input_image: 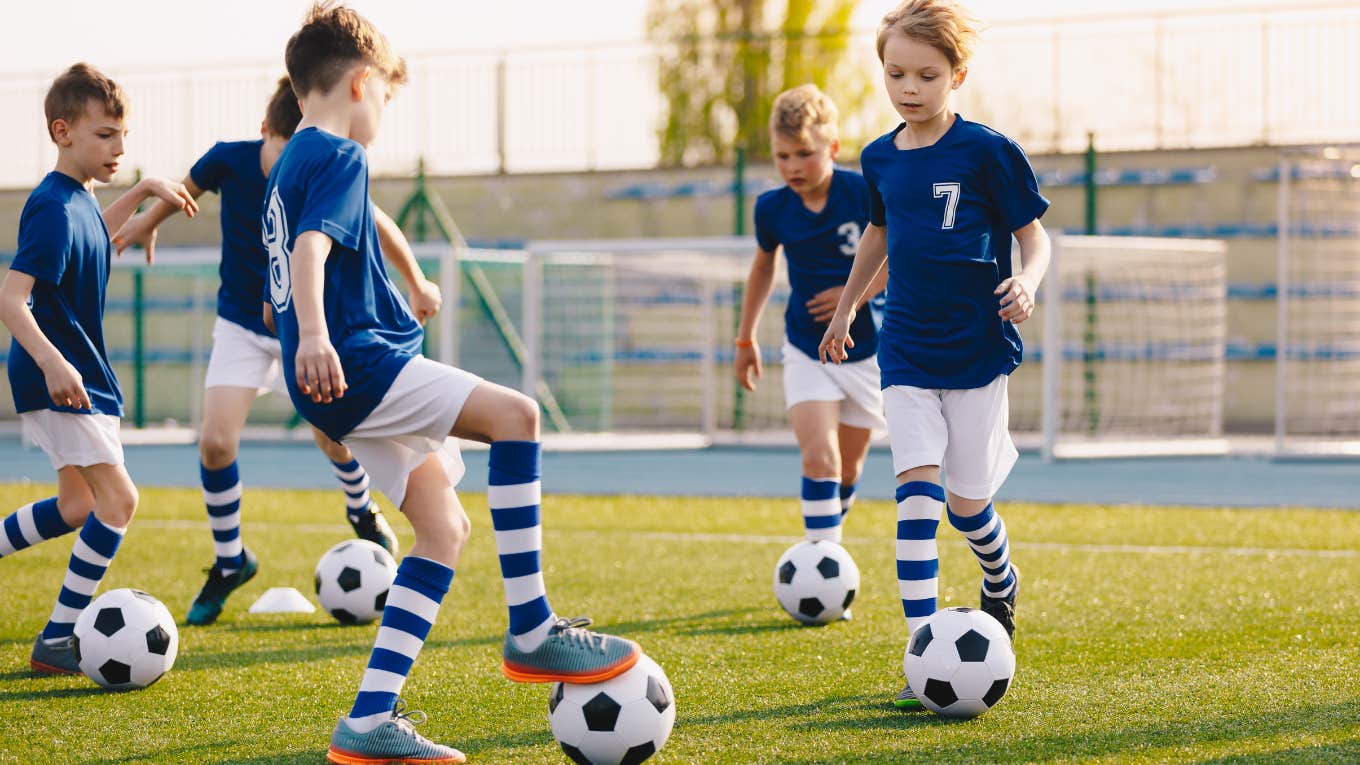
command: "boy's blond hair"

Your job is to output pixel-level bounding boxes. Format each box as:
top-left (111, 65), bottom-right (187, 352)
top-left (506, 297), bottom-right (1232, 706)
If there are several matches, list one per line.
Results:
top-left (769, 84), bottom-right (839, 145)
top-left (43, 63), bottom-right (127, 142)
top-left (285, 1), bottom-right (407, 98)
top-left (876, 0), bottom-right (979, 70)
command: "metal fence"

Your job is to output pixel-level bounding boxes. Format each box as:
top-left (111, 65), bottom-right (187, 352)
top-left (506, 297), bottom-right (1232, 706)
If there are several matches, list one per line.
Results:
top-left (2, 3), bottom-right (1358, 188)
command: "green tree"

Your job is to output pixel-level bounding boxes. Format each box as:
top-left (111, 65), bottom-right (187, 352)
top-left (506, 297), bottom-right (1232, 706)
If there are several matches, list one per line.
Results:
top-left (647, 0), bottom-right (865, 166)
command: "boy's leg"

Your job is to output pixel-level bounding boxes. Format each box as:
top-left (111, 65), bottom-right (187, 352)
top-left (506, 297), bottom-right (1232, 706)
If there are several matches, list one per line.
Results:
top-left (941, 376), bottom-right (1021, 639)
top-left (312, 427), bottom-right (397, 556)
top-left (836, 423), bottom-right (873, 520)
top-left (0, 467), bottom-right (92, 557)
top-left (790, 401), bottom-right (843, 543)
top-left (33, 463), bottom-right (137, 675)
top-left (452, 380), bottom-right (639, 684)
top-left (187, 386), bottom-right (259, 626)
top-left (329, 455), bottom-right (466, 764)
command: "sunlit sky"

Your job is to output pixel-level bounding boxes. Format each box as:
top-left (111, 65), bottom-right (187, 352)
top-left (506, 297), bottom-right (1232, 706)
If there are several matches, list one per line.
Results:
top-left (0, 0), bottom-right (1332, 75)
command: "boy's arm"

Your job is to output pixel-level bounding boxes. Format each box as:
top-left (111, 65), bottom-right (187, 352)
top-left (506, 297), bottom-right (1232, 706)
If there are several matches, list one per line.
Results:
top-left (806, 258), bottom-right (888, 323)
top-left (111, 175), bottom-right (205, 263)
top-left (996, 219), bottom-right (1051, 324)
top-left (734, 246), bottom-right (777, 392)
top-left (102, 178), bottom-right (199, 258)
top-left (373, 205), bottom-right (441, 323)
top-left (819, 223), bottom-right (888, 364)
top-left (0, 270), bottom-right (90, 409)
top-left (290, 230), bottom-right (346, 404)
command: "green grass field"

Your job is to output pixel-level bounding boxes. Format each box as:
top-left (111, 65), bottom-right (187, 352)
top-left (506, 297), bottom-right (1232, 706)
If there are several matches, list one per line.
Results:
top-left (1, 484), bottom-right (1358, 764)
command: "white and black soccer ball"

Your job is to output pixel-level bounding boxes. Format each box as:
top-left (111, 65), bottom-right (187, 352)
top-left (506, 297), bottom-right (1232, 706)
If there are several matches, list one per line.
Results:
top-left (773, 540), bottom-right (859, 625)
top-left (72, 588), bottom-right (178, 690)
top-left (314, 540), bottom-right (397, 625)
top-left (548, 654), bottom-right (675, 765)
top-left (903, 606), bottom-right (1015, 719)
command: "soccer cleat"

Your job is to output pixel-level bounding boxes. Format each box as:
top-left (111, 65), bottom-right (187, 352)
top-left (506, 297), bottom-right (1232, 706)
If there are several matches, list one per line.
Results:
top-left (501, 616), bottom-right (640, 684)
top-left (349, 502), bottom-right (399, 557)
top-left (980, 564), bottom-right (1019, 640)
top-left (30, 633), bottom-right (80, 675)
top-left (185, 547), bottom-right (259, 626)
top-left (893, 679), bottom-right (922, 710)
top-left (326, 700), bottom-right (465, 765)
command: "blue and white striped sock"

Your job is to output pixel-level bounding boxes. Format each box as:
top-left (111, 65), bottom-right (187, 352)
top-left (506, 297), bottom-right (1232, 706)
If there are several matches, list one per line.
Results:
top-left (489, 441), bottom-right (555, 653)
top-left (346, 555), bottom-right (453, 733)
top-left (42, 514), bottom-right (125, 643)
top-left (840, 482), bottom-right (858, 518)
top-left (0, 497), bottom-right (73, 557)
top-left (947, 502), bottom-right (1016, 599)
top-left (330, 458), bottom-right (373, 522)
top-left (802, 477), bottom-right (842, 543)
top-left (201, 462), bottom-right (244, 573)
top-left (896, 481), bottom-right (944, 635)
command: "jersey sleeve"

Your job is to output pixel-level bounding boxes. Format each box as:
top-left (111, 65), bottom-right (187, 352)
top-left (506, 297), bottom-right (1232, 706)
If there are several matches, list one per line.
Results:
top-left (9, 198), bottom-right (72, 284)
top-left (295, 144), bottom-right (368, 250)
top-left (859, 146), bottom-right (886, 227)
top-left (189, 142), bottom-right (232, 193)
top-left (984, 137), bottom-right (1050, 233)
top-left (753, 192), bottom-right (779, 253)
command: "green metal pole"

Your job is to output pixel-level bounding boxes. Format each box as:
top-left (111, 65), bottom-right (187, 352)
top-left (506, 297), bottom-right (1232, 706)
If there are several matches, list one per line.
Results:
top-left (732, 146), bottom-right (748, 431)
top-left (133, 269), bottom-right (145, 429)
top-left (1083, 131), bottom-right (1099, 435)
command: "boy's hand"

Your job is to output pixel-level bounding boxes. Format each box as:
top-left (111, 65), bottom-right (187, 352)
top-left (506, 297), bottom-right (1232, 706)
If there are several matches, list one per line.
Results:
top-left (42, 357), bottom-right (91, 410)
top-left (806, 286), bottom-right (845, 324)
top-left (734, 342), bottom-right (762, 392)
top-left (112, 213), bottom-right (157, 263)
top-left (996, 274), bottom-right (1038, 324)
top-left (295, 334), bottom-right (347, 404)
top-left (139, 178), bottom-right (199, 221)
top-left (408, 277), bottom-right (442, 325)
top-left (818, 309), bottom-right (856, 365)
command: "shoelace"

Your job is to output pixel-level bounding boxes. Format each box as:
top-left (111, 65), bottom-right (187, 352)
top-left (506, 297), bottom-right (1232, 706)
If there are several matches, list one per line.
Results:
top-left (551, 616), bottom-right (605, 653)
top-left (390, 698), bottom-right (429, 735)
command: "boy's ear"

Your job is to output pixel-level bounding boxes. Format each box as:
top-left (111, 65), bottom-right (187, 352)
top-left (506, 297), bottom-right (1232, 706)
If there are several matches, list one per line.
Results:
top-left (260, 120), bottom-right (269, 139)
top-left (50, 119), bottom-right (72, 147)
top-left (953, 66), bottom-right (969, 90)
top-left (829, 138), bottom-right (841, 159)
top-left (350, 65), bottom-right (372, 102)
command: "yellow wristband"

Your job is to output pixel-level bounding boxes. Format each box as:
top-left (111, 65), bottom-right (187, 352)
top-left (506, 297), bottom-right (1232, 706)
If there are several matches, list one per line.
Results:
top-left (734, 338), bottom-right (755, 348)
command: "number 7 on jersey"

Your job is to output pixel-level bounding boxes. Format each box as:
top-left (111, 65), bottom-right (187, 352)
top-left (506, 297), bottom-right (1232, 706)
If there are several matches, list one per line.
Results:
top-left (933, 182), bottom-right (960, 230)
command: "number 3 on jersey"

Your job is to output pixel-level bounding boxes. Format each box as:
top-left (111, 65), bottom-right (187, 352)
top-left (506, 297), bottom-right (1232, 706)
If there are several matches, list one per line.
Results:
top-left (837, 221), bottom-right (861, 256)
top-left (264, 187), bottom-right (292, 313)
top-left (933, 182), bottom-right (960, 230)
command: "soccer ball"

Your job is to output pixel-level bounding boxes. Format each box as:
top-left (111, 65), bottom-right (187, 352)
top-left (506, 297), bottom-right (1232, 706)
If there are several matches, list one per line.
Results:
top-left (773, 540), bottom-right (859, 625)
top-left (72, 588), bottom-right (178, 690)
top-left (314, 540), bottom-right (397, 625)
top-left (903, 606), bottom-right (1015, 718)
top-left (548, 654), bottom-right (675, 765)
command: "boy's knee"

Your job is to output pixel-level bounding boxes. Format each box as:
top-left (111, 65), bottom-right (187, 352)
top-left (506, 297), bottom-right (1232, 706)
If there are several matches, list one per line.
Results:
top-left (199, 432), bottom-right (238, 468)
top-left (99, 484), bottom-right (139, 527)
top-left (497, 393), bottom-right (539, 441)
top-left (802, 449), bottom-right (840, 480)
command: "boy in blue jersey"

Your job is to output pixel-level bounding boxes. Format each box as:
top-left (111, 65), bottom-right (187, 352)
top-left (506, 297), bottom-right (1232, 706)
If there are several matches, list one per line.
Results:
top-left (117, 76), bottom-right (443, 626)
top-left (819, 0), bottom-right (1052, 709)
top-left (736, 84), bottom-right (888, 559)
top-left (266, 6), bottom-right (640, 762)
top-left (0, 63), bottom-right (198, 674)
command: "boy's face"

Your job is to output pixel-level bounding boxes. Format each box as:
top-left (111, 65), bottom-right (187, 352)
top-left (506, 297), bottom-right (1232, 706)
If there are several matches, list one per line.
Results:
top-left (53, 101), bottom-right (127, 184)
top-left (771, 132), bottom-right (839, 196)
top-left (881, 34), bottom-right (965, 125)
top-left (349, 67), bottom-right (392, 148)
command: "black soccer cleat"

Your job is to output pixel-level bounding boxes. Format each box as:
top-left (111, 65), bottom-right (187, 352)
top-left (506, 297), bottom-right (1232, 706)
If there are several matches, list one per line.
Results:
top-left (348, 502), bottom-right (398, 558)
top-left (980, 564), bottom-right (1019, 640)
top-left (185, 547), bottom-right (259, 626)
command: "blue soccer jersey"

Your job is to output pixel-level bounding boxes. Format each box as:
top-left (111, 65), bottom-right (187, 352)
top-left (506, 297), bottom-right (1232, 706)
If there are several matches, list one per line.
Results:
top-left (263, 127), bottom-right (422, 441)
top-left (860, 116), bottom-right (1049, 390)
top-left (754, 168), bottom-right (882, 363)
top-left (7, 172), bottom-right (123, 416)
top-left (190, 140), bottom-right (273, 336)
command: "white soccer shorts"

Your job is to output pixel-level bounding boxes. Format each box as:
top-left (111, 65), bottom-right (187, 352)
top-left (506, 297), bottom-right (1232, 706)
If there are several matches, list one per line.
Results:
top-left (883, 374), bottom-right (1018, 500)
top-left (781, 342), bottom-right (886, 431)
top-left (342, 357), bottom-right (482, 509)
top-left (203, 317), bottom-right (287, 395)
top-left (21, 410), bottom-right (124, 469)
